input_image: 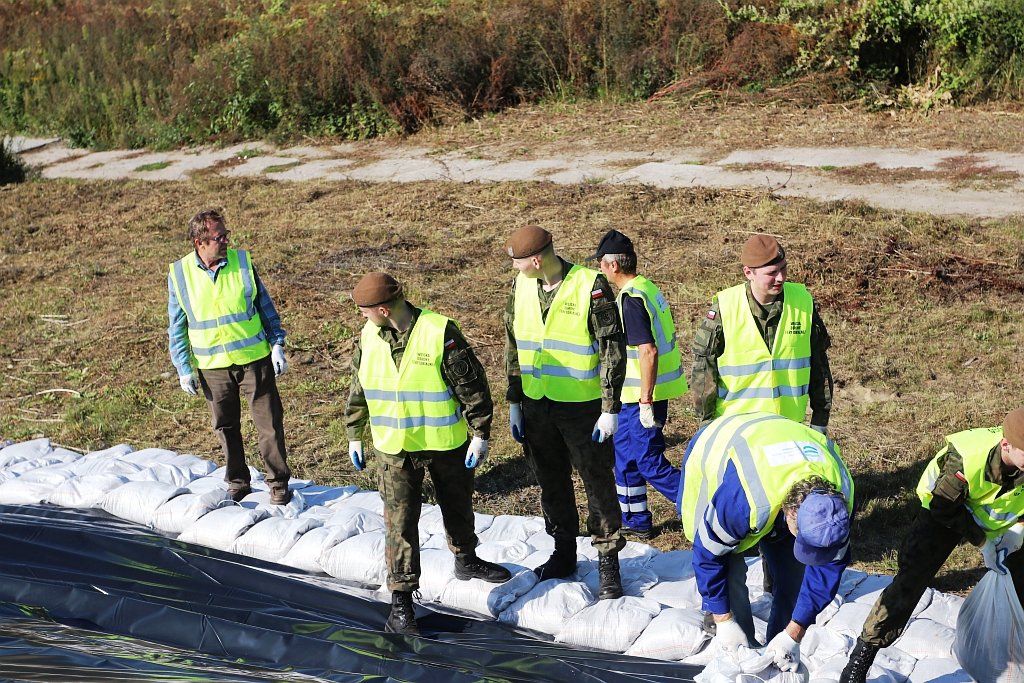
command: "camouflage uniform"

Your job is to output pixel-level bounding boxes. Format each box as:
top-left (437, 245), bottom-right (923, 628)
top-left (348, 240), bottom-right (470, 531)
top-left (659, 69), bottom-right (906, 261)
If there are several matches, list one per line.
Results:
top-left (860, 442), bottom-right (1024, 647)
top-left (691, 281), bottom-right (834, 428)
top-left (504, 258), bottom-right (627, 556)
top-left (346, 305), bottom-right (493, 593)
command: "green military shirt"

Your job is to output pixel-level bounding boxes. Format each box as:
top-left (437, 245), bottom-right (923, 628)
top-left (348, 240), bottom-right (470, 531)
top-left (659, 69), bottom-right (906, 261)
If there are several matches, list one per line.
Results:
top-left (927, 440), bottom-right (1024, 547)
top-left (691, 281), bottom-right (833, 427)
top-left (503, 257), bottom-right (626, 413)
top-left (345, 304), bottom-right (493, 448)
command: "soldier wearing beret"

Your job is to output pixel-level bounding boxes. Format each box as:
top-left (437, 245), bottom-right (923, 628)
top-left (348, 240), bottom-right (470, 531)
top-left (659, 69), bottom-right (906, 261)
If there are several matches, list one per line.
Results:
top-left (691, 234), bottom-right (833, 432)
top-left (503, 225), bottom-right (627, 600)
top-left (841, 408), bottom-right (1024, 683)
top-left (345, 272), bottom-right (511, 636)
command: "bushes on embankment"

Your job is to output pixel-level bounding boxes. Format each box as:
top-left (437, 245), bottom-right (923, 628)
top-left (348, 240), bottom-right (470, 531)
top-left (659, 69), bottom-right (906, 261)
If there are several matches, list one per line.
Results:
top-left (1, 0), bottom-right (1021, 149)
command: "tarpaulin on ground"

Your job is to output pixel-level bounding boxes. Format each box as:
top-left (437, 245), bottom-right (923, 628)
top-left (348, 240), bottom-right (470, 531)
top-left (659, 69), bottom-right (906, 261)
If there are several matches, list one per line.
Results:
top-left (0, 505), bottom-right (698, 682)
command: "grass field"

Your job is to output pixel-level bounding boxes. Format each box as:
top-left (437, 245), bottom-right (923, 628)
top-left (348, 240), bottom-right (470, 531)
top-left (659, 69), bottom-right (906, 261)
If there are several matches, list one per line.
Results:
top-left (2, 156), bottom-right (1022, 592)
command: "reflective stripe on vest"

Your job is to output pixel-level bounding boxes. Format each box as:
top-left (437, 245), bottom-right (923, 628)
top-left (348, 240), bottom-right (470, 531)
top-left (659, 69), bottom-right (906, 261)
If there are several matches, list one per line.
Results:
top-left (169, 249), bottom-right (270, 370)
top-left (512, 265), bottom-right (601, 402)
top-left (357, 310), bottom-right (468, 455)
top-left (715, 282), bottom-right (813, 422)
top-left (680, 411), bottom-right (853, 554)
top-left (916, 427), bottom-right (1024, 537)
top-left (616, 275), bottom-right (688, 403)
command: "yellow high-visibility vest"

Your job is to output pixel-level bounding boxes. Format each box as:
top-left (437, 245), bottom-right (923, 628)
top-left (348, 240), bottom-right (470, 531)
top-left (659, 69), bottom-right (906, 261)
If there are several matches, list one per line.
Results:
top-left (917, 427), bottom-right (1024, 538)
top-left (680, 412), bottom-right (853, 554)
top-left (358, 309), bottom-right (468, 454)
top-left (512, 265), bottom-right (601, 402)
top-left (616, 275), bottom-right (687, 403)
top-left (715, 282), bottom-right (813, 421)
top-left (169, 249), bottom-right (270, 370)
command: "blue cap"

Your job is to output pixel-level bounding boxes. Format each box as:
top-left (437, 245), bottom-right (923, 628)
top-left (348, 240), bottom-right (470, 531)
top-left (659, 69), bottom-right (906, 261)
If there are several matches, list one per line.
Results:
top-left (794, 493), bottom-right (850, 566)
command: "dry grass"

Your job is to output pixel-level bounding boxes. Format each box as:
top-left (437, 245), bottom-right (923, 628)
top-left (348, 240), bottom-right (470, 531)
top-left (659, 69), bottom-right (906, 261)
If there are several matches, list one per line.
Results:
top-left (1, 175), bottom-right (1022, 589)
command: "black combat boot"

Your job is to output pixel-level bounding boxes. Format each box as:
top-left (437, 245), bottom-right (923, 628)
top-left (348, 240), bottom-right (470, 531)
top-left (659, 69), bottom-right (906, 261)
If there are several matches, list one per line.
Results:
top-left (534, 548), bottom-right (577, 581)
top-left (597, 554), bottom-right (624, 600)
top-left (839, 638), bottom-right (880, 683)
top-left (454, 554), bottom-right (512, 583)
top-left (384, 590), bottom-right (420, 636)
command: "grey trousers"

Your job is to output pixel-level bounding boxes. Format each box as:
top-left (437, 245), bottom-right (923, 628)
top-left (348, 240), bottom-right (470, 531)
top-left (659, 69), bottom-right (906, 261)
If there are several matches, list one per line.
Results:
top-left (199, 354), bottom-right (290, 491)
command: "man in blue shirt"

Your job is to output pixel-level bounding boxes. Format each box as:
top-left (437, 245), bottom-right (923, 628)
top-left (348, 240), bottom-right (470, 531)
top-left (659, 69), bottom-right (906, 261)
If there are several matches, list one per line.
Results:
top-left (167, 209), bottom-right (292, 504)
top-left (681, 412), bottom-right (853, 672)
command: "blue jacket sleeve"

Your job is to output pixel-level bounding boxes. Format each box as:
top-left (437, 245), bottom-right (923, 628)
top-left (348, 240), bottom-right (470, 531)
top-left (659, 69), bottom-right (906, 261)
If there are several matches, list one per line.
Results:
top-left (792, 548), bottom-right (850, 627)
top-left (692, 461), bottom-right (752, 615)
top-left (253, 266), bottom-right (286, 347)
top-left (167, 273), bottom-right (192, 376)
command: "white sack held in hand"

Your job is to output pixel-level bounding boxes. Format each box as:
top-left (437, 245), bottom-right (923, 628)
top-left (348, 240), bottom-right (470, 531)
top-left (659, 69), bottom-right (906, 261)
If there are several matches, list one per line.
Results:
top-left (954, 568), bottom-right (1024, 683)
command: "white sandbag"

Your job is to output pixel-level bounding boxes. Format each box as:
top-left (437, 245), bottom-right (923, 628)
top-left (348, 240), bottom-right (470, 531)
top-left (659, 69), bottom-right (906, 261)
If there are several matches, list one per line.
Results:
top-left (626, 607), bottom-right (709, 660)
top-left (83, 444), bottom-right (134, 459)
top-left (324, 505), bottom-right (385, 535)
top-left (555, 595), bottom-right (661, 652)
top-left (917, 591), bottom-right (963, 629)
top-left (128, 462), bottom-right (195, 488)
top-left (207, 465), bottom-right (266, 486)
top-left (14, 467), bottom-right (74, 486)
top-left (279, 525), bottom-right (355, 573)
top-left (244, 489), bottom-right (306, 518)
top-left (847, 574), bottom-right (894, 604)
top-left (177, 505), bottom-right (268, 551)
top-left (416, 548), bottom-right (456, 602)
top-left (825, 602), bottom-right (874, 639)
top-left (98, 481), bottom-right (189, 526)
top-left (872, 646), bottom-right (918, 683)
top-left (800, 625), bottom-right (853, 665)
top-left (67, 457), bottom-right (142, 477)
top-left (518, 549), bottom-right (585, 578)
top-left (647, 549), bottom-right (696, 581)
top-left (481, 515), bottom-right (544, 544)
top-left (121, 448), bottom-right (179, 465)
top-left (421, 534), bottom-right (449, 550)
top-left (954, 569), bottom-right (1024, 683)
top-left (150, 489), bottom-right (230, 534)
top-left (906, 657), bottom-right (971, 683)
top-left (475, 540), bottom-right (534, 566)
top-left (498, 580), bottom-right (595, 635)
top-left (438, 567), bottom-right (538, 618)
top-left (320, 531), bottom-right (387, 586)
top-left (642, 578), bottom-right (704, 609)
top-left (0, 438), bottom-right (51, 468)
top-left (167, 453), bottom-right (217, 477)
top-left (416, 504), bottom-right (444, 535)
top-left (817, 570), bottom-right (875, 626)
top-left (331, 490), bottom-right (383, 515)
top-left (573, 538), bottom-right (601, 561)
top-left (45, 474), bottom-right (129, 508)
top-left (233, 516), bottom-right (322, 563)
top-left (5, 448), bottom-right (80, 475)
top-left (297, 505), bottom-right (338, 523)
top-left (892, 617), bottom-right (954, 660)
top-left (526, 530), bottom-right (556, 551)
top-left (0, 477), bottom-right (61, 504)
top-left (620, 541), bottom-right (659, 563)
top-left (186, 474), bottom-right (230, 494)
top-left (695, 647), bottom-right (808, 683)
top-left (294, 483), bottom-right (359, 508)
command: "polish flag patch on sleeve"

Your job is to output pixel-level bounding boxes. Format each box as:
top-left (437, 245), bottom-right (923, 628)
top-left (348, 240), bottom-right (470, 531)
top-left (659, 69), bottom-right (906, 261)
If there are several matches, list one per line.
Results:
top-left (591, 289), bottom-right (605, 299)
top-left (444, 339), bottom-right (457, 350)
top-left (706, 310), bottom-right (717, 319)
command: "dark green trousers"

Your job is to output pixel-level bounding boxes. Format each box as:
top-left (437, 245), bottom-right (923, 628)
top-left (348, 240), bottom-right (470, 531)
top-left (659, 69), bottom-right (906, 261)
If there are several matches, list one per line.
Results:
top-left (377, 442), bottom-right (478, 592)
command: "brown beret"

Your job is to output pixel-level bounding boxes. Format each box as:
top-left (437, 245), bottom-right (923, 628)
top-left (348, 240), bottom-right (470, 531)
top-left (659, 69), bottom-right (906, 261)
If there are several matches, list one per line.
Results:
top-left (1004, 408), bottom-right (1024, 450)
top-left (741, 234), bottom-right (786, 269)
top-left (351, 272), bottom-right (403, 307)
top-left (506, 225), bottom-right (552, 259)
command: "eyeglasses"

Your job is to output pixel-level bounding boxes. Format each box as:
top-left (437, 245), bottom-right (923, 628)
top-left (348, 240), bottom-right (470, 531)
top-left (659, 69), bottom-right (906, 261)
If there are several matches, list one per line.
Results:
top-left (204, 231), bottom-right (231, 244)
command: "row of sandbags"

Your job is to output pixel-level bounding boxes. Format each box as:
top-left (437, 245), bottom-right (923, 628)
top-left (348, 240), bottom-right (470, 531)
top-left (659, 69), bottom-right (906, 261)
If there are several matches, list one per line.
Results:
top-left (0, 438), bottom-right (969, 681)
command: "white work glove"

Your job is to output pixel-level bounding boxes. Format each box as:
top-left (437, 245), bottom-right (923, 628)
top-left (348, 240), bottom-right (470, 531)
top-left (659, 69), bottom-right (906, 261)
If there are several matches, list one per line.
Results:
top-left (349, 440), bottom-right (365, 472)
top-left (179, 372), bottom-right (199, 396)
top-left (712, 616), bottom-right (750, 653)
top-left (982, 538), bottom-right (1008, 574)
top-left (509, 403), bottom-right (525, 444)
top-left (591, 412), bottom-right (619, 443)
top-left (639, 402), bottom-right (657, 429)
top-left (998, 523), bottom-right (1024, 557)
top-left (465, 437), bottom-right (489, 469)
top-left (765, 630), bottom-right (801, 672)
top-left (811, 424), bottom-right (827, 437)
top-left (271, 344), bottom-right (288, 377)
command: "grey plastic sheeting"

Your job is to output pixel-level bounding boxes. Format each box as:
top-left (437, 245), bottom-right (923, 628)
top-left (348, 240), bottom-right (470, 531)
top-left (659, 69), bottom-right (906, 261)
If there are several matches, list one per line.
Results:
top-left (0, 505), bottom-right (699, 682)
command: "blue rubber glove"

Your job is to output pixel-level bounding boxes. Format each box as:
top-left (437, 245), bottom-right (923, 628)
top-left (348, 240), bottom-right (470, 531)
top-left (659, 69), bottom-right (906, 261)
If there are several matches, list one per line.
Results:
top-left (465, 437), bottom-right (489, 469)
top-left (349, 440), bottom-right (364, 472)
top-left (509, 403), bottom-right (525, 444)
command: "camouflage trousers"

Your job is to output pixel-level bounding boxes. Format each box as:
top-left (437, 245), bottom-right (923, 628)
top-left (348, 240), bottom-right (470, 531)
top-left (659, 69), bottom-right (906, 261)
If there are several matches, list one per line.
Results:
top-left (861, 508), bottom-right (1024, 647)
top-left (377, 443), bottom-right (478, 593)
top-left (521, 396), bottom-right (625, 556)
